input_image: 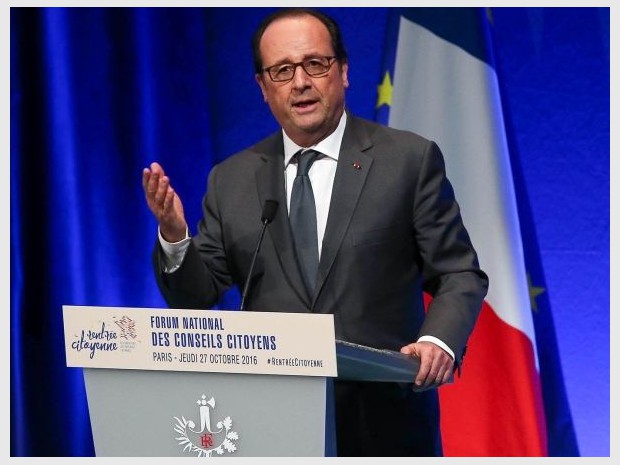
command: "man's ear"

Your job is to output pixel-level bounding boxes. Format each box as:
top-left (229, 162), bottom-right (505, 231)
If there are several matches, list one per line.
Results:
top-left (255, 74), bottom-right (268, 103)
top-left (341, 62), bottom-right (350, 89)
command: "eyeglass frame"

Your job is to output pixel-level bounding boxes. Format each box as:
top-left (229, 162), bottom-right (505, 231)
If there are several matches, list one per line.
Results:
top-left (261, 56), bottom-right (338, 82)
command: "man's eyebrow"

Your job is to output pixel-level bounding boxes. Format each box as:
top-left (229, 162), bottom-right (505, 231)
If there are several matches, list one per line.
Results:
top-left (266, 53), bottom-right (331, 67)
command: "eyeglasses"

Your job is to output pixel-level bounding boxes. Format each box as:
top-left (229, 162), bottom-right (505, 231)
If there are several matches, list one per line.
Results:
top-left (262, 56), bottom-right (337, 82)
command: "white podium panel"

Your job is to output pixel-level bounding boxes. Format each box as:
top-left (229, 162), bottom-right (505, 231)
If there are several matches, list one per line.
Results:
top-left (84, 368), bottom-right (328, 457)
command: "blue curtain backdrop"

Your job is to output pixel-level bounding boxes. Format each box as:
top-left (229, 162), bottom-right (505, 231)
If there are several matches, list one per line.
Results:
top-left (10, 7), bottom-right (609, 456)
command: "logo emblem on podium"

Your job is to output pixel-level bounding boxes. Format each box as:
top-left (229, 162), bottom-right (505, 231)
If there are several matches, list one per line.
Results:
top-left (173, 394), bottom-right (239, 457)
top-left (113, 315), bottom-right (137, 340)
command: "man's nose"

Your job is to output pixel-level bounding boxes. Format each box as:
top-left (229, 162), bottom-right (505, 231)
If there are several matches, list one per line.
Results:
top-left (291, 65), bottom-right (312, 90)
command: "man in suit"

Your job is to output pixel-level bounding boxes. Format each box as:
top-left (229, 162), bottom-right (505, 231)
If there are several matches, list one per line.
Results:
top-left (143, 8), bottom-right (488, 456)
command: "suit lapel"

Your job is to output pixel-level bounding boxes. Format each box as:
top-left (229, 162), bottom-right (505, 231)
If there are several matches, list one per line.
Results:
top-left (255, 137), bottom-right (312, 307)
top-left (313, 117), bottom-right (374, 307)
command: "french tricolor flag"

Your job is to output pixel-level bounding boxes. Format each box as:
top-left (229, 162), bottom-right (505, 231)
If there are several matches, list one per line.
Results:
top-left (376, 8), bottom-right (576, 456)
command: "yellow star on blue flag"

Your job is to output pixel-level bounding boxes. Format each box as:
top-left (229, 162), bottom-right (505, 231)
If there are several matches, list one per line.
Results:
top-left (527, 273), bottom-right (545, 312)
top-left (376, 71), bottom-right (393, 109)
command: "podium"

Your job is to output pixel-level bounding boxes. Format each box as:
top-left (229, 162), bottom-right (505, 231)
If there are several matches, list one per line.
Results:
top-left (63, 306), bottom-right (421, 457)
top-left (84, 368), bottom-right (331, 456)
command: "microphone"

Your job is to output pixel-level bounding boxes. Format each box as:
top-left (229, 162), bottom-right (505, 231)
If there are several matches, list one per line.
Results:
top-left (239, 200), bottom-right (278, 311)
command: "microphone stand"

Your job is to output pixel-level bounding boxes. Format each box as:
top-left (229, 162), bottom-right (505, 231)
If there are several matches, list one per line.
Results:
top-left (239, 200), bottom-right (278, 311)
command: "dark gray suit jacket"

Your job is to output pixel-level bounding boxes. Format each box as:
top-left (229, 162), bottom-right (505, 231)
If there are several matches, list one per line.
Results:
top-left (155, 114), bottom-right (488, 367)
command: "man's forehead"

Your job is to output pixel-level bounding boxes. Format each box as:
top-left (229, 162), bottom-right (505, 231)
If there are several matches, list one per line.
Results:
top-left (259, 15), bottom-right (332, 59)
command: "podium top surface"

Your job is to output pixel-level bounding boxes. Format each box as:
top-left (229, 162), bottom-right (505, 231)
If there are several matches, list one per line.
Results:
top-left (335, 339), bottom-right (422, 382)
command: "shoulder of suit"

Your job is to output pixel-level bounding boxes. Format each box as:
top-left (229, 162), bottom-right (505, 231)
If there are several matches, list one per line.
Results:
top-left (347, 115), bottom-right (436, 155)
top-left (214, 131), bottom-right (282, 171)
top-left (347, 115), bottom-right (433, 146)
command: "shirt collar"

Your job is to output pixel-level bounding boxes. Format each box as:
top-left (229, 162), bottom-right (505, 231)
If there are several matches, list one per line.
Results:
top-left (283, 111), bottom-right (347, 167)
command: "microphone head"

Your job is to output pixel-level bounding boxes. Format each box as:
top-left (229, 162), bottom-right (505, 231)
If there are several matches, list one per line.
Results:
top-left (261, 200), bottom-right (279, 224)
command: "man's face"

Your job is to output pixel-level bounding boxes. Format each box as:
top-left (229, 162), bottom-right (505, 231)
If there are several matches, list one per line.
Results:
top-left (256, 15), bottom-right (349, 147)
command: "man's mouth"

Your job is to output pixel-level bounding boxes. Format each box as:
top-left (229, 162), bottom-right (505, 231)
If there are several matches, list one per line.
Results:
top-left (292, 99), bottom-right (318, 109)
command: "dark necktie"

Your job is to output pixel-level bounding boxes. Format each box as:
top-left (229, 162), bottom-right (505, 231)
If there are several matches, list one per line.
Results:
top-left (289, 150), bottom-right (320, 296)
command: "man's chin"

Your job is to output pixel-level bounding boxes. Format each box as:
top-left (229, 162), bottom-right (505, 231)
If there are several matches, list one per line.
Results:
top-left (290, 111), bottom-right (321, 126)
